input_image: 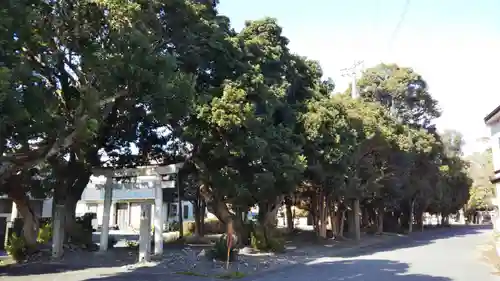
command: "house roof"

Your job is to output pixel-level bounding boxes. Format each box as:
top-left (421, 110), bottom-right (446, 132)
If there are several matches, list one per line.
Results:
top-left (484, 104), bottom-right (500, 125)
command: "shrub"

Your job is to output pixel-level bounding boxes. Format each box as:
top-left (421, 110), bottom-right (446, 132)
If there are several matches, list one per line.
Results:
top-left (168, 221), bottom-right (180, 232)
top-left (125, 240), bottom-right (139, 249)
top-left (6, 233), bottom-right (28, 262)
top-left (165, 221), bottom-right (194, 236)
top-left (37, 222), bottom-right (52, 244)
top-left (204, 218), bottom-right (225, 234)
top-left (179, 219), bottom-right (225, 235)
top-left (186, 221), bottom-right (195, 233)
top-left (294, 208), bottom-right (309, 218)
top-left (250, 226), bottom-right (285, 253)
top-left (209, 235), bottom-right (237, 261)
top-left (216, 271), bottom-right (246, 279)
top-left (67, 213), bottom-right (95, 247)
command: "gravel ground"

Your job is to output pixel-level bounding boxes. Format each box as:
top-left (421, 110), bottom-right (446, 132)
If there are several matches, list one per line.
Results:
top-left (0, 233), bottom-right (396, 281)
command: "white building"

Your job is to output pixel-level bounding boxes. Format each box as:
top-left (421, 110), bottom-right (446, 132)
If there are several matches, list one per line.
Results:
top-left (75, 175), bottom-right (199, 231)
top-left (484, 104), bottom-right (500, 231)
top-left (1, 175), bottom-right (199, 233)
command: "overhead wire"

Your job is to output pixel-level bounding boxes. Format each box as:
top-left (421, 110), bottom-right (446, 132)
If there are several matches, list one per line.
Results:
top-left (385, 0), bottom-right (411, 57)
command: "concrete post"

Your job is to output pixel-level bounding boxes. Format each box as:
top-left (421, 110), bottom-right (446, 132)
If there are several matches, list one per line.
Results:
top-left (154, 182), bottom-right (164, 255)
top-left (3, 201), bottom-right (18, 248)
top-left (139, 203), bottom-right (152, 262)
top-left (52, 204), bottom-right (65, 258)
top-left (99, 177), bottom-right (113, 251)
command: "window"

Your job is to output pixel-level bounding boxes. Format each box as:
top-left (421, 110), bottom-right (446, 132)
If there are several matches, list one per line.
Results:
top-left (169, 204), bottom-right (178, 217)
top-left (183, 205), bottom-right (189, 219)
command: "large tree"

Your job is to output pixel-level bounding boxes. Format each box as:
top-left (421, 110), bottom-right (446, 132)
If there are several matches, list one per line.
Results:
top-left (0, 0), bottom-right (196, 246)
top-left (354, 63), bottom-right (441, 129)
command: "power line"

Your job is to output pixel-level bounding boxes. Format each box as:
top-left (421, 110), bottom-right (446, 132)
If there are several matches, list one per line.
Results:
top-left (338, 0), bottom-right (380, 95)
top-left (387, 0), bottom-right (411, 51)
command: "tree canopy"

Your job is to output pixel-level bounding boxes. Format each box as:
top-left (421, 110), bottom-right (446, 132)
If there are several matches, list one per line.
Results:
top-left (1, 0), bottom-right (473, 246)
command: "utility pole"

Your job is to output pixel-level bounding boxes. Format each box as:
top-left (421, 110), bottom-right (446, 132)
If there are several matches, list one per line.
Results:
top-left (341, 60), bottom-right (364, 99)
top-left (340, 60), bottom-right (364, 241)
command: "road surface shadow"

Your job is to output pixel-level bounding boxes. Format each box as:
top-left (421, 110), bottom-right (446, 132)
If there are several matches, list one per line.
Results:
top-left (334, 224), bottom-right (491, 259)
top-left (0, 247), bottom-right (139, 277)
top-left (0, 225), bottom-right (490, 278)
top-left (248, 259), bottom-right (453, 281)
top-left (78, 259), bottom-right (453, 281)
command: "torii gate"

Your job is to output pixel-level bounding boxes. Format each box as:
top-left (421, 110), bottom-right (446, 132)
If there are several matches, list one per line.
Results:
top-left (92, 163), bottom-right (183, 262)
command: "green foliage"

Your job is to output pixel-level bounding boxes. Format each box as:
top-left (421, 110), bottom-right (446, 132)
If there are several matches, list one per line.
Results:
top-left (6, 233), bottom-right (28, 262)
top-left (0, 0), bottom-right (473, 245)
top-left (125, 240), bottom-right (139, 249)
top-left (176, 271), bottom-right (209, 277)
top-left (216, 271), bottom-right (247, 279)
top-left (250, 225), bottom-right (285, 253)
top-left (184, 219), bottom-right (226, 235)
top-left (466, 149), bottom-right (495, 211)
top-left (209, 235), bottom-right (238, 261)
top-left (37, 222), bottom-right (52, 244)
top-left (354, 63), bottom-right (441, 128)
top-left (294, 208), bottom-right (309, 218)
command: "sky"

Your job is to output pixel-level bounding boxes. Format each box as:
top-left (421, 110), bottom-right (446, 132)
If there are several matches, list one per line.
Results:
top-left (217, 0), bottom-right (500, 155)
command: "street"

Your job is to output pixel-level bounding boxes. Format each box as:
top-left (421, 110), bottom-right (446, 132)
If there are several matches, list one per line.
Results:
top-left (246, 225), bottom-right (499, 281)
top-left (2, 225), bottom-right (498, 281)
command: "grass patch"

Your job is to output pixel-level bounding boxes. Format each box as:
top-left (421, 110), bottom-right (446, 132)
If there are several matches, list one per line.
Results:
top-left (175, 271), bottom-right (246, 279)
top-left (175, 271), bottom-right (209, 277)
top-left (215, 271), bottom-right (246, 279)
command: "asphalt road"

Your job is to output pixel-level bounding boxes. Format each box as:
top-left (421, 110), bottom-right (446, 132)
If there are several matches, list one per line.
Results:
top-left (3, 225), bottom-right (498, 281)
top-left (245, 225), bottom-right (499, 281)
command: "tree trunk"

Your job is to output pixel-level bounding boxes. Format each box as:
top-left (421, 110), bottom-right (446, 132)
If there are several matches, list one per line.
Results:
top-left (193, 200), bottom-right (201, 236)
top-left (5, 176), bottom-right (39, 248)
top-left (339, 210), bottom-right (345, 237)
top-left (353, 199), bottom-right (361, 241)
top-left (285, 197), bottom-right (294, 233)
top-left (329, 203), bottom-right (337, 236)
top-left (258, 197), bottom-right (282, 227)
top-left (440, 213), bottom-right (445, 225)
top-left (377, 208), bottom-right (384, 234)
top-left (11, 196), bottom-right (39, 248)
top-left (200, 200), bottom-right (206, 234)
top-left (63, 194), bottom-right (78, 242)
top-left (361, 206), bottom-right (369, 228)
top-left (193, 196), bottom-right (205, 237)
top-left (408, 199), bottom-right (415, 233)
top-left (442, 213), bottom-right (449, 226)
top-left (200, 184), bottom-right (246, 244)
top-left (256, 197), bottom-right (283, 248)
top-left (310, 192), bottom-right (318, 232)
top-left (317, 192), bottom-right (327, 239)
top-left (415, 201), bottom-right (428, 232)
